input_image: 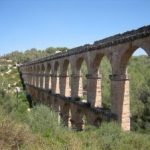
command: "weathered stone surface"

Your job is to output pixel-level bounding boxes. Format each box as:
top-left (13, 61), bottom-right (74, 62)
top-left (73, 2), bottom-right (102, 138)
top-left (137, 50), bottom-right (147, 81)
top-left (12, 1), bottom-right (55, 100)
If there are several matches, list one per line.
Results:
top-left (19, 25), bottom-right (150, 131)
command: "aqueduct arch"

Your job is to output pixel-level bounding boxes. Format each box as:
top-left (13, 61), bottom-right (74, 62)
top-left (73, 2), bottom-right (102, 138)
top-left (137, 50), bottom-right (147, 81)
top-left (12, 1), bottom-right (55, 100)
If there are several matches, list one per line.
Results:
top-left (59, 59), bottom-right (71, 97)
top-left (19, 25), bottom-right (150, 131)
top-left (45, 63), bottom-right (51, 90)
top-left (52, 61), bottom-right (60, 94)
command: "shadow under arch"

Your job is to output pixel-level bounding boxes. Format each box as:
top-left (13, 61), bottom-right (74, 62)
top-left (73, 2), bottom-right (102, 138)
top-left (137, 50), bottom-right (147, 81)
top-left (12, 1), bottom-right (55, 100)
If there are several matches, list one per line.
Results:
top-left (30, 66), bottom-right (33, 85)
top-left (33, 65), bottom-right (36, 86)
top-left (37, 65), bottom-right (40, 88)
top-left (54, 61), bottom-right (59, 74)
top-left (60, 102), bottom-right (71, 127)
top-left (62, 59), bottom-right (70, 74)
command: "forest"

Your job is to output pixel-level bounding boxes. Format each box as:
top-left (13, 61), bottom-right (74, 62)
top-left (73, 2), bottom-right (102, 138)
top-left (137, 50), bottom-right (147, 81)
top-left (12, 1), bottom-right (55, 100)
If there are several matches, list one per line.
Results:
top-left (0, 47), bottom-right (150, 149)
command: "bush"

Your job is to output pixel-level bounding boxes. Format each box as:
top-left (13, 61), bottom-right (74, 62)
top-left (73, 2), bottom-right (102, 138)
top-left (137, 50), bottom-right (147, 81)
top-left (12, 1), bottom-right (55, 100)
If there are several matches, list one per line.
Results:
top-left (26, 105), bottom-right (63, 137)
top-left (0, 109), bottom-right (42, 150)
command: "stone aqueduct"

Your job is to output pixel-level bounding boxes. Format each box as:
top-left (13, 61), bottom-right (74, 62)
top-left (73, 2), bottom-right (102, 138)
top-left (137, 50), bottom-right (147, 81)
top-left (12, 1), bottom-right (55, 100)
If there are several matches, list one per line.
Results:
top-left (19, 25), bottom-right (150, 131)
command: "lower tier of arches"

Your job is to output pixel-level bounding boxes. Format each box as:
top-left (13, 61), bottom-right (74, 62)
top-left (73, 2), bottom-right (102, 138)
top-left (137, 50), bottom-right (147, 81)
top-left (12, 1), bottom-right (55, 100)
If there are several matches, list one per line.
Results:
top-left (25, 84), bottom-right (116, 131)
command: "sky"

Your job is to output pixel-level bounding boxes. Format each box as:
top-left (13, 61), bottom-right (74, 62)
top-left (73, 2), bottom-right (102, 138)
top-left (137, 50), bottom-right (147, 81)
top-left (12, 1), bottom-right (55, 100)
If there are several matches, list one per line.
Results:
top-left (0, 0), bottom-right (150, 55)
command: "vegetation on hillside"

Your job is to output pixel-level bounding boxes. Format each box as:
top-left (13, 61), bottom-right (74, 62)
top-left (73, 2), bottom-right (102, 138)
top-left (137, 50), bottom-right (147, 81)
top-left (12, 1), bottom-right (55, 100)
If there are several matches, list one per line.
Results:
top-left (0, 48), bottom-right (150, 149)
top-left (1, 92), bottom-right (150, 150)
top-left (1, 47), bottom-right (68, 63)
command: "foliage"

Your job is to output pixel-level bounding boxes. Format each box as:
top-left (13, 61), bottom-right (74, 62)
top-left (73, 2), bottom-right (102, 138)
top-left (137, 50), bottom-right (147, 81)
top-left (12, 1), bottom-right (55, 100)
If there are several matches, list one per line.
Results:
top-left (1, 88), bottom-right (150, 149)
top-left (0, 106), bottom-right (47, 150)
top-left (80, 55), bottom-right (150, 131)
top-left (0, 49), bottom-right (150, 149)
top-left (26, 105), bottom-right (64, 137)
top-left (1, 47), bottom-right (68, 63)
top-left (129, 56), bottom-right (150, 131)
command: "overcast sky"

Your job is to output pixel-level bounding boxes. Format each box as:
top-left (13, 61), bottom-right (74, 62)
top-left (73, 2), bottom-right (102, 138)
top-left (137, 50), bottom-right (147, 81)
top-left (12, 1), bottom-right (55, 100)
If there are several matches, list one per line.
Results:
top-left (0, 0), bottom-right (150, 55)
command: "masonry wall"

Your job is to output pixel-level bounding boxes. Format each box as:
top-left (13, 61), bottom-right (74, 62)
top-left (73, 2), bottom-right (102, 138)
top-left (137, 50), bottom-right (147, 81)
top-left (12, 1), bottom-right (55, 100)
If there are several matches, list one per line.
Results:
top-left (19, 25), bottom-right (150, 131)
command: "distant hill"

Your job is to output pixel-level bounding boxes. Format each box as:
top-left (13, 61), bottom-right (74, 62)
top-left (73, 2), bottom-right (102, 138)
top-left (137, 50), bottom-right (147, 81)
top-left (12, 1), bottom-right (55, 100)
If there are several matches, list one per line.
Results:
top-left (1, 47), bottom-right (68, 63)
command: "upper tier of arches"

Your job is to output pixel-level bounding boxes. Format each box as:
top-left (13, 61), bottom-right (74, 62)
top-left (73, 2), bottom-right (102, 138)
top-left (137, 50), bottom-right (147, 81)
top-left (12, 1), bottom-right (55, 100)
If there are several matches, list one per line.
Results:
top-left (19, 26), bottom-right (150, 131)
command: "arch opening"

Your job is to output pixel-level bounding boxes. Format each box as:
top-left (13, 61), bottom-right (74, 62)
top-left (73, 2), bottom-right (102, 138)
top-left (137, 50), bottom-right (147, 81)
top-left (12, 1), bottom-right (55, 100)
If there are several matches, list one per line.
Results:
top-left (52, 61), bottom-right (60, 94)
top-left (100, 56), bottom-right (112, 109)
top-left (47, 63), bottom-right (51, 90)
top-left (37, 65), bottom-right (40, 88)
top-left (41, 64), bottom-right (45, 89)
top-left (120, 47), bottom-right (150, 132)
top-left (91, 54), bottom-right (112, 108)
top-left (33, 65), bottom-right (36, 86)
top-left (54, 61), bottom-right (60, 75)
top-left (60, 59), bottom-right (71, 97)
top-left (30, 66), bottom-right (33, 85)
top-left (76, 57), bottom-right (88, 102)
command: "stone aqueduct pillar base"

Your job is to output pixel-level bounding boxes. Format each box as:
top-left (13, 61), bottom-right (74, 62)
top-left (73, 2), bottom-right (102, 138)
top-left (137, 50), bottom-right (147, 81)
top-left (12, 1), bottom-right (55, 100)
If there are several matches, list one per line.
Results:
top-left (87, 74), bottom-right (102, 107)
top-left (111, 75), bottom-right (130, 131)
top-left (19, 25), bottom-right (150, 131)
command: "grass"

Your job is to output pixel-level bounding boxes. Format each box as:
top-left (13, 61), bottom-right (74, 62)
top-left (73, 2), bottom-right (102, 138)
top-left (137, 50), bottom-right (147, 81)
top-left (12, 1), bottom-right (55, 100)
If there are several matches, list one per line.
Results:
top-left (1, 58), bottom-right (150, 150)
top-left (1, 92), bottom-right (150, 150)
top-left (0, 107), bottom-right (47, 150)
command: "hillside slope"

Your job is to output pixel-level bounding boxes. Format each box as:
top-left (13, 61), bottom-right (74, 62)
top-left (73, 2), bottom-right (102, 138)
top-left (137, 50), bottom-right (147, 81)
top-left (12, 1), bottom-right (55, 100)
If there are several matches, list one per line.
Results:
top-left (0, 53), bottom-right (150, 149)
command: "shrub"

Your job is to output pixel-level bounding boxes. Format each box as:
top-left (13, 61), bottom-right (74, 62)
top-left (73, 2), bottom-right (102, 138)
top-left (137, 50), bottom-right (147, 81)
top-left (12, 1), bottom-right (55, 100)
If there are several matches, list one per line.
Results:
top-left (26, 105), bottom-right (63, 137)
top-left (0, 112), bottom-right (37, 150)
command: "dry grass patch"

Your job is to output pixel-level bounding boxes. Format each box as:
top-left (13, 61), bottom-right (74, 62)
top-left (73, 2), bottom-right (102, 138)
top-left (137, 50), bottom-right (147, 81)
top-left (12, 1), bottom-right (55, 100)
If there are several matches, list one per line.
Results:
top-left (0, 116), bottom-right (43, 150)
